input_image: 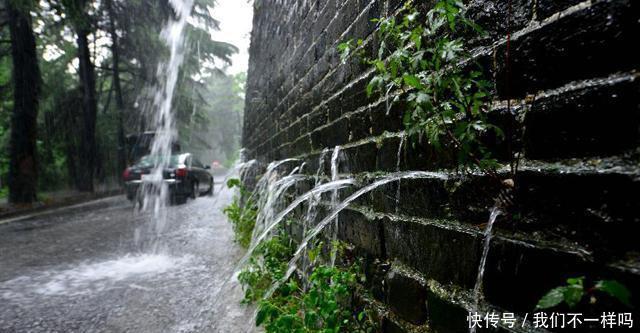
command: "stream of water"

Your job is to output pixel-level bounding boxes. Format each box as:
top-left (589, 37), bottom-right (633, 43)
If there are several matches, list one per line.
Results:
top-left (236, 149), bottom-right (503, 331)
top-left (135, 0), bottom-right (194, 253)
top-left (235, 178), bottom-right (356, 273)
top-left (258, 170), bottom-right (448, 298)
top-left (469, 206), bottom-right (502, 333)
top-left (301, 149), bottom-right (329, 288)
top-left (329, 146), bottom-right (342, 266)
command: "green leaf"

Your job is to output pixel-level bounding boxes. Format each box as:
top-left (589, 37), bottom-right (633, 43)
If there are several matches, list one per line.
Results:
top-left (536, 287), bottom-right (566, 310)
top-left (403, 74), bottom-right (423, 89)
top-left (337, 40), bottom-right (352, 64)
top-left (374, 60), bottom-right (385, 72)
top-left (256, 306), bottom-right (269, 326)
top-left (563, 284), bottom-right (585, 308)
top-left (366, 76), bottom-right (382, 97)
top-left (567, 276), bottom-right (584, 287)
top-left (226, 178), bottom-right (241, 188)
top-left (595, 280), bottom-right (632, 307)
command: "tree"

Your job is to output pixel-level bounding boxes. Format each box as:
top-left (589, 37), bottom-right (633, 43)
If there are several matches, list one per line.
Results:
top-left (61, 0), bottom-right (98, 192)
top-left (0, 0), bottom-right (242, 198)
top-left (105, 0), bottom-right (126, 175)
top-left (6, 0), bottom-right (41, 203)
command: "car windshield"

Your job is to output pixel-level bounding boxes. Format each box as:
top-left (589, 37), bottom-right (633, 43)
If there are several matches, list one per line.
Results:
top-left (135, 155), bottom-right (181, 168)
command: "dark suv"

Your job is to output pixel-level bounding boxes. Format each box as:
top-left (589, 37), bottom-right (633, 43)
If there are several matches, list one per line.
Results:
top-left (123, 153), bottom-right (214, 204)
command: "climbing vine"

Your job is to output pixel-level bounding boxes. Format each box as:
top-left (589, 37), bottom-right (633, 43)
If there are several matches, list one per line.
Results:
top-left (339, 0), bottom-right (503, 173)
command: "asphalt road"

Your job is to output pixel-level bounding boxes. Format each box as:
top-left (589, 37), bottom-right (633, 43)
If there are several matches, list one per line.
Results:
top-left (0, 178), bottom-right (254, 333)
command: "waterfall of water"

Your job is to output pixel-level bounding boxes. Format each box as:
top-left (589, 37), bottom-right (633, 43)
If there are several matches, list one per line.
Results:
top-left (329, 146), bottom-right (341, 266)
top-left (249, 165), bottom-right (306, 251)
top-left (247, 158), bottom-right (299, 242)
top-left (249, 159), bottom-right (299, 207)
top-left (260, 170), bottom-right (448, 298)
top-left (301, 149), bottom-right (329, 289)
top-left (234, 178), bottom-right (357, 272)
top-left (469, 206), bottom-right (502, 333)
top-left (134, 0), bottom-right (194, 251)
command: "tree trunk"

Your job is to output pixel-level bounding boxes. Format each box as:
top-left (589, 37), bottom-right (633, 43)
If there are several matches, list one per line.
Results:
top-left (7, 1), bottom-right (41, 203)
top-left (106, 0), bottom-right (127, 173)
top-left (76, 28), bottom-right (98, 192)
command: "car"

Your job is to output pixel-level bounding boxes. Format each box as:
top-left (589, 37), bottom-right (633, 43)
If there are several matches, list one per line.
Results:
top-left (122, 153), bottom-right (214, 204)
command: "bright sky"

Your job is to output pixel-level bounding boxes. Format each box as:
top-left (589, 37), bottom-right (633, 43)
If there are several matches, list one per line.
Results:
top-left (210, 0), bottom-right (253, 75)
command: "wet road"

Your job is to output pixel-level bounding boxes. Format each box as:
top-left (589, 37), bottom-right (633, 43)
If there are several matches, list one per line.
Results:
top-left (0, 178), bottom-right (254, 333)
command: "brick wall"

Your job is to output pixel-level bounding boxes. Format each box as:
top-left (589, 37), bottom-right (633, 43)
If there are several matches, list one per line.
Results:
top-left (243, 0), bottom-right (640, 331)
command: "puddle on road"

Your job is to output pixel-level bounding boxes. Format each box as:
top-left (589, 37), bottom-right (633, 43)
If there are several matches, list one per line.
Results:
top-left (1, 254), bottom-right (191, 300)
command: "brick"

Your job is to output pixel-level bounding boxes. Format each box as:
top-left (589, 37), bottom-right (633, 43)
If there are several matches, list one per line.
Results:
top-left (467, 0), bottom-right (534, 42)
top-left (383, 218), bottom-right (481, 289)
top-left (375, 136), bottom-right (402, 172)
top-left (385, 267), bottom-right (428, 324)
top-left (336, 208), bottom-right (383, 256)
top-left (342, 141), bottom-right (378, 173)
top-left (495, 0), bottom-right (640, 98)
top-left (426, 291), bottom-right (469, 333)
top-left (537, 0), bottom-right (584, 20)
top-left (523, 78), bottom-right (640, 159)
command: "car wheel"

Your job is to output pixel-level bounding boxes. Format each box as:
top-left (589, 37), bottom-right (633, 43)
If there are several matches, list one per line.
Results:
top-left (170, 190), bottom-right (187, 205)
top-left (190, 181), bottom-right (199, 199)
top-left (174, 195), bottom-right (187, 205)
top-left (205, 178), bottom-right (214, 196)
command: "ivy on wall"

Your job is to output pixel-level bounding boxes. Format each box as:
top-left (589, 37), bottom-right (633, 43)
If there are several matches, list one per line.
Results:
top-left (340, 0), bottom-right (503, 174)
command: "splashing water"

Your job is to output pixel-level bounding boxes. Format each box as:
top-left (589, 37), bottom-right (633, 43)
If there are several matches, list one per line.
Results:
top-left (209, 162), bottom-right (354, 313)
top-left (2, 254), bottom-right (190, 300)
top-left (301, 149), bottom-right (329, 288)
top-left (136, 0), bottom-right (194, 251)
top-left (236, 178), bottom-right (356, 273)
top-left (469, 206), bottom-right (502, 333)
top-left (329, 146), bottom-right (341, 266)
top-left (250, 172), bottom-right (306, 248)
top-left (262, 171), bottom-right (448, 298)
top-left (246, 158), bottom-right (299, 214)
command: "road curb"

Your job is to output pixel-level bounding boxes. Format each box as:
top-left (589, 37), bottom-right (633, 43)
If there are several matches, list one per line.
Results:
top-left (0, 190), bottom-right (124, 225)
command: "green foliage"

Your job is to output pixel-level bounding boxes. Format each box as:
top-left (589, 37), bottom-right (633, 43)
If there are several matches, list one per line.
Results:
top-left (224, 180), bottom-right (375, 332)
top-left (536, 277), bottom-right (632, 310)
top-left (242, 234), bottom-right (374, 333)
top-left (342, 0), bottom-right (503, 171)
top-left (595, 280), bottom-right (632, 307)
top-left (36, 139), bottom-right (68, 191)
top-left (255, 263), bottom-right (372, 333)
top-left (223, 178), bottom-right (257, 248)
top-left (238, 232), bottom-right (293, 303)
top-left (0, 55), bottom-right (12, 193)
